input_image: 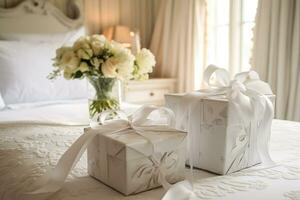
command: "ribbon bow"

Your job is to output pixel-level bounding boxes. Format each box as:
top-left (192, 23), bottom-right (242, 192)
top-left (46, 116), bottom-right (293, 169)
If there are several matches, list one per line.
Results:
top-left (133, 152), bottom-right (178, 193)
top-left (162, 65), bottom-right (275, 199)
top-left (26, 105), bottom-right (186, 199)
top-left (204, 65), bottom-right (273, 123)
top-left (177, 65), bottom-right (274, 128)
top-left (202, 64), bottom-right (272, 95)
top-left (176, 65), bottom-right (274, 173)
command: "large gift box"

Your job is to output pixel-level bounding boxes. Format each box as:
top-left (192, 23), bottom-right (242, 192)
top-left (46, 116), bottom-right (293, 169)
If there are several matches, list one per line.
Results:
top-left (165, 66), bottom-right (275, 175)
top-left (87, 110), bottom-right (187, 195)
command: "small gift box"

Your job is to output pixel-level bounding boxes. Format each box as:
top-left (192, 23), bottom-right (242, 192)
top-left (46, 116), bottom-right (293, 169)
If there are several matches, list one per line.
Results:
top-left (87, 107), bottom-right (187, 195)
top-left (165, 65), bottom-right (275, 175)
top-left (27, 106), bottom-right (187, 198)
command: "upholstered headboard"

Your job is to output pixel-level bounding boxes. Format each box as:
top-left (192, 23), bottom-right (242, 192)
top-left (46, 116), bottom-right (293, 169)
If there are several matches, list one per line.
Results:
top-left (0, 0), bottom-right (84, 34)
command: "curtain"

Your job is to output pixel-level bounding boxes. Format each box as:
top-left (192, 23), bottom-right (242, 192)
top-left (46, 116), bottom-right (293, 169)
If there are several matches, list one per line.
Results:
top-left (84, 0), bottom-right (156, 48)
top-left (150, 0), bottom-right (207, 92)
top-left (252, 0), bottom-right (300, 121)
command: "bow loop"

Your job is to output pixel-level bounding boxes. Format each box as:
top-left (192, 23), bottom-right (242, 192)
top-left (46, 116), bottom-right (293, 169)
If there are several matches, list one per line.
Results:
top-left (204, 65), bottom-right (273, 96)
top-left (248, 70), bottom-right (260, 80)
top-left (204, 64), bottom-right (231, 88)
top-left (201, 65), bottom-right (274, 124)
top-left (227, 80), bottom-right (247, 99)
top-left (234, 70), bottom-right (260, 82)
top-left (130, 105), bottom-right (176, 128)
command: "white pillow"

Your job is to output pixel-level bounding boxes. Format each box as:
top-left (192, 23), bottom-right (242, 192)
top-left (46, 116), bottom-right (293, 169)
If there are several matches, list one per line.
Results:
top-left (0, 94), bottom-right (5, 110)
top-left (0, 40), bottom-right (89, 105)
top-left (0, 27), bottom-right (85, 44)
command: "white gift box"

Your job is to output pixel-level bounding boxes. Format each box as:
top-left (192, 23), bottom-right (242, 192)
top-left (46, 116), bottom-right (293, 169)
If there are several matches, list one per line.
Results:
top-left (87, 127), bottom-right (187, 195)
top-left (165, 93), bottom-right (275, 175)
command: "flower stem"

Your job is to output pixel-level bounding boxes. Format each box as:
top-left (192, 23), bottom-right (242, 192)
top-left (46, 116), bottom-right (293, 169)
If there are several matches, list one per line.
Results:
top-left (87, 76), bottom-right (120, 119)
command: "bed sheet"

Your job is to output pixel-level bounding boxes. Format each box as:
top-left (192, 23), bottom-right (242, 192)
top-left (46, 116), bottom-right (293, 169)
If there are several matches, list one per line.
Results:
top-left (0, 103), bottom-right (299, 200)
top-left (0, 100), bottom-right (138, 125)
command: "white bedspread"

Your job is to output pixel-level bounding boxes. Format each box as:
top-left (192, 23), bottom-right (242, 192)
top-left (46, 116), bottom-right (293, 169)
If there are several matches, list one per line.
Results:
top-left (0, 100), bottom-right (138, 125)
top-left (0, 103), bottom-right (299, 200)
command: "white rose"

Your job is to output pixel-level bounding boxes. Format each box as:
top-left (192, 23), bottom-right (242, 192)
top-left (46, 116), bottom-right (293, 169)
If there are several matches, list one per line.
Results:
top-left (108, 43), bottom-right (135, 79)
top-left (73, 36), bottom-right (93, 59)
top-left (76, 48), bottom-right (93, 60)
top-left (90, 35), bottom-right (106, 55)
top-left (54, 47), bottom-right (71, 67)
top-left (90, 57), bottom-right (101, 68)
top-left (60, 50), bottom-right (80, 71)
top-left (78, 62), bottom-right (89, 72)
top-left (102, 59), bottom-right (117, 78)
top-left (73, 36), bottom-right (90, 50)
top-left (63, 69), bottom-right (73, 80)
top-left (135, 48), bottom-right (156, 74)
top-left (91, 41), bottom-right (103, 55)
top-left (139, 73), bottom-right (149, 80)
top-left (115, 52), bottom-right (135, 79)
top-left (116, 63), bottom-right (134, 80)
top-left (56, 46), bottom-right (71, 59)
top-left (91, 34), bottom-right (106, 42)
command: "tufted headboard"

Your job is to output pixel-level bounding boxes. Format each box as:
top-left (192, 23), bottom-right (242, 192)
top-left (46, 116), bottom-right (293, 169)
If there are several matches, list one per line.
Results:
top-left (0, 0), bottom-right (84, 34)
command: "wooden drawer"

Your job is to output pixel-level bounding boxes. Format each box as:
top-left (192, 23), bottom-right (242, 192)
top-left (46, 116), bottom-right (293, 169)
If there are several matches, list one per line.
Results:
top-left (123, 78), bottom-right (177, 105)
top-left (125, 88), bottom-right (170, 104)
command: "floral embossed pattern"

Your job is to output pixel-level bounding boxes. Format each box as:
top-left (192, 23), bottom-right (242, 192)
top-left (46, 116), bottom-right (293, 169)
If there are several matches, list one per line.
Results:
top-left (284, 191), bottom-right (300, 200)
top-left (0, 125), bottom-right (86, 199)
top-left (0, 119), bottom-right (300, 200)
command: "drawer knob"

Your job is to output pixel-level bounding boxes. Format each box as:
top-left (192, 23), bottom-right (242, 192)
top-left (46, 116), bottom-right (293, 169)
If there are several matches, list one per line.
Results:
top-left (149, 92), bottom-right (155, 96)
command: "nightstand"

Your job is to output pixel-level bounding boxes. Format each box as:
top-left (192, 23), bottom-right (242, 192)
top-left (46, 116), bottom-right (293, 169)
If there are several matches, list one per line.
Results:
top-left (122, 78), bottom-right (177, 105)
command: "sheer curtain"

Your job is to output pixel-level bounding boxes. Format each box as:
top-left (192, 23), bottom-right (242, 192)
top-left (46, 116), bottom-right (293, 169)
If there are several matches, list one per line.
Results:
top-left (150, 0), bottom-right (207, 92)
top-left (252, 0), bottom-right (300, 121)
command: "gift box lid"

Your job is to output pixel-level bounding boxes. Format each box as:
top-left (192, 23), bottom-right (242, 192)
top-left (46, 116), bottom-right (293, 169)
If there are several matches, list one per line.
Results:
top-left (165, 93), bottom-right (275, 127)
top-left (87, 127), bottom-right (187, 161)
top-left (165, 93), bottom-right (275, 102)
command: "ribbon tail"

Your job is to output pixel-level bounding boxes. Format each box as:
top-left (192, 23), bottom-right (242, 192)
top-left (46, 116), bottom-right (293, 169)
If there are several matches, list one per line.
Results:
top-left (256, 96), bottom-right (275, 165)
top-left (162, 180), bottom-right (199, 200)
top-left (158, 167), bottom-right (172, 190)
top-left (26, 130), bottom-right (98, 198)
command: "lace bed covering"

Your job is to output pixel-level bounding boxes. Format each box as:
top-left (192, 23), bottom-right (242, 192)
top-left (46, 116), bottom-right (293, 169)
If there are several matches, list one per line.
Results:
top-left (0, 119), bottom-right (299, 200)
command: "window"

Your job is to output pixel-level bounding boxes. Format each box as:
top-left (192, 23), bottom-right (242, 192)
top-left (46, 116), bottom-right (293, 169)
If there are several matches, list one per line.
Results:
top-left (207, 0), bottom-right (258, 74)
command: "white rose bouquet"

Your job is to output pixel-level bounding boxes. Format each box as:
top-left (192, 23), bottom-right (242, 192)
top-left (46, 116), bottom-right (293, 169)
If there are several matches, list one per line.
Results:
top-left (49, 35), bottom-right (155, 121)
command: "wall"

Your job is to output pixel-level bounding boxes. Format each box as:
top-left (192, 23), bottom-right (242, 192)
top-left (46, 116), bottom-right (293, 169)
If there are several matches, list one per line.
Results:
top-left (84, 0), bottom-right (158, 48)
top-left (0, 0), bottom-right (158, 48)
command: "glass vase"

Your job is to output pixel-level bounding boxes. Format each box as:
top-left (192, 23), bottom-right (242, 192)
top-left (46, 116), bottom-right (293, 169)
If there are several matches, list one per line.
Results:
top-left (87, 76), bottom-right (120, 123)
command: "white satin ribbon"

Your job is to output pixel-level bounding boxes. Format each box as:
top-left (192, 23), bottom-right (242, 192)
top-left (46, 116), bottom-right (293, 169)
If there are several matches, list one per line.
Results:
top-left (176, 64), bottom-right (274, 167)
top-left (25, 105), bottom-right (188, 200)
top-left (162, 181), bottom-right (199, 200)
top-left (163, 65), bottom-right (275, 199)
top-left (25, 65), bottom-right (274, 200)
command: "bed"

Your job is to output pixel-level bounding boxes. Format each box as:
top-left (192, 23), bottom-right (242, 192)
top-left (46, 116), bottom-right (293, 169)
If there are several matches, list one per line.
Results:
top-left (1, 113), bottom-right (300, 200)
top-left (0, 1), bottom-right (299, 200)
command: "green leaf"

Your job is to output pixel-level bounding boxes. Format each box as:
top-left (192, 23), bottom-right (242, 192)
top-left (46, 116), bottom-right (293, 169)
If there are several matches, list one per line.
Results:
top-left (73, 71), bottom-right (83, 79)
